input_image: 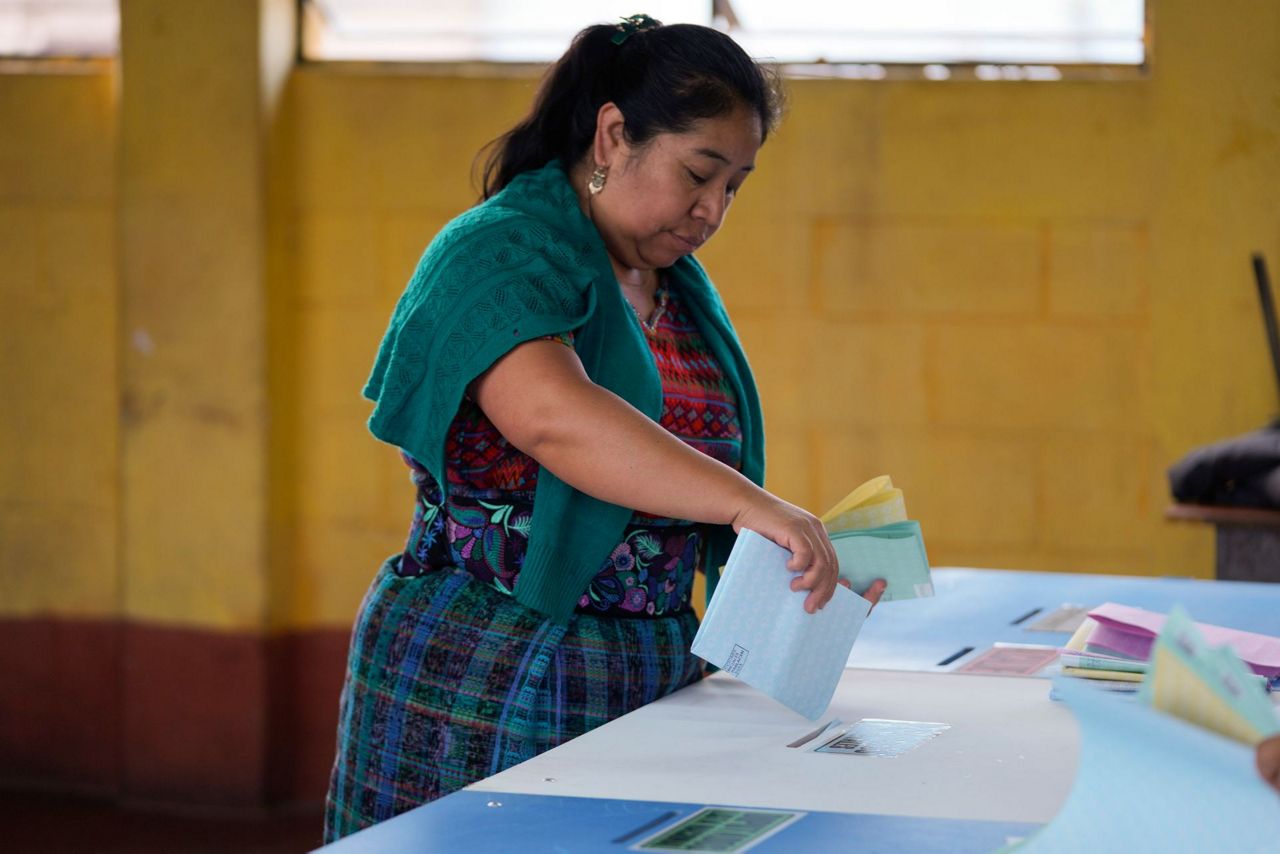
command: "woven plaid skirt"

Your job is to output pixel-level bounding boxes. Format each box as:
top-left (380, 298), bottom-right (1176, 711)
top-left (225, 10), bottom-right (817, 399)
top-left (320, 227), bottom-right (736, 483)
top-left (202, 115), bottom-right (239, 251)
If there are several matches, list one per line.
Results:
top-left (323, 557), bottom-right (703, 842)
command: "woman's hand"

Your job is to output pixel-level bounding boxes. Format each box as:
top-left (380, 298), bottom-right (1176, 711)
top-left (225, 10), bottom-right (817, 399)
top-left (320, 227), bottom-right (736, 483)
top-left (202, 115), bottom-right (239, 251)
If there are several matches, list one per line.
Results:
top-left (729, 496), bottom-right (842, 614)
top-left (1258, 734), bottom-right (1280, 795)
top-left (840, 577), bottom-right (888, 610)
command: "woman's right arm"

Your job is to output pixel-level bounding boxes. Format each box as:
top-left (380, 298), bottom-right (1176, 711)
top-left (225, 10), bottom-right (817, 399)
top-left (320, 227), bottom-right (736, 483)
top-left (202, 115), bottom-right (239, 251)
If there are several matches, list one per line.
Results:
top-left (470, 338), bottom-right (845, 612)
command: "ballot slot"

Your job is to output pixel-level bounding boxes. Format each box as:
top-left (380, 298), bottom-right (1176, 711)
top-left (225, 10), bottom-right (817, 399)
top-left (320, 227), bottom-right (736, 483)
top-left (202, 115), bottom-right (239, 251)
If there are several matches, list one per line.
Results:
top-left (1010, 607), bottom-right (1043, 626)
top-left (937, 646), bottom-right (974, 667)
top-left (612, 811), bottom-right (681, 845)
top-left (786, 718), bottom-right (841, 749)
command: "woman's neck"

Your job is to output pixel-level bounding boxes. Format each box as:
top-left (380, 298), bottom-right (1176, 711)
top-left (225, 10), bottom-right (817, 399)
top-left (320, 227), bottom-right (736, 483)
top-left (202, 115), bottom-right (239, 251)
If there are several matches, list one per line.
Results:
top-left (616, 265), bottom-right (662, 324)
top-left (614, 263), bottom-right (658, 294)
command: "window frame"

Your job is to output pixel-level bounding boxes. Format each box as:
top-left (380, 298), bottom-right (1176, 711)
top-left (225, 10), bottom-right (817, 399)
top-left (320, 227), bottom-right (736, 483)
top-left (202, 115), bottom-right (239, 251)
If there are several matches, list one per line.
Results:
top-left (295, 0), bottom-right (1150, 81)
top-left (0, 0), bottom-right (120, 62)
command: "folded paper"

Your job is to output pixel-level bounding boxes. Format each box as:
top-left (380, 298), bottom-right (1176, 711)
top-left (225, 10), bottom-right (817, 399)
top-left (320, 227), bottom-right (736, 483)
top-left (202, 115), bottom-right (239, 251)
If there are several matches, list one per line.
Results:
top-left (821, 477), bottom-right (933, 601)
top-left (1137, 605), bottom-right (1280, 744)
top-left (691, 530), bottom-right (871, 719)
top-left (821, 475), bottom-right (908, 532)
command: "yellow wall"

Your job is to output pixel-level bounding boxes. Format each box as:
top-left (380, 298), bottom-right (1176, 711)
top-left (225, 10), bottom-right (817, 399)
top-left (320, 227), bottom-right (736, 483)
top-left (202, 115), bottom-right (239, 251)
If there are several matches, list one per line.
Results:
top-left (2, 0), bottom-right (1278, 632)
top-left (0, 67), bottom-right (118, 618)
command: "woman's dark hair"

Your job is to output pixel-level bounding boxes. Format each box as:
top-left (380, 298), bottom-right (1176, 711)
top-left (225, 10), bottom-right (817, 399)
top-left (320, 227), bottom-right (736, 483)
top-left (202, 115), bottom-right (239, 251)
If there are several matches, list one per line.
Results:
top-left (480, 19), bottom-right (783, 198)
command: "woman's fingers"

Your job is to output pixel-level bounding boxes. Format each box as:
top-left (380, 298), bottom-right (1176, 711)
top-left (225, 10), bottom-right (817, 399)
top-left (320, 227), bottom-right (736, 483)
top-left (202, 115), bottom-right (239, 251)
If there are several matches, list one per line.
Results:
top-left (784, 530), bottom-right (812, 572)
top-left (802, 554), bottom-right (839, 613)
top-left (820, 576), bottom-right (888, 614)
top-left (803, 577), bottom-right (836, 613)
top-left (813, 526), bottom-right (839, 609)
top-left (780, 522), bottom-right (839, 612)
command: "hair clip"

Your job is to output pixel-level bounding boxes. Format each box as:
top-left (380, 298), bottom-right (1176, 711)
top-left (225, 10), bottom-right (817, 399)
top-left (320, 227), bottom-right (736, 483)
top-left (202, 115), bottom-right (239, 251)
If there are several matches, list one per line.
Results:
top-left (611, 13), bottom-right (660, 45)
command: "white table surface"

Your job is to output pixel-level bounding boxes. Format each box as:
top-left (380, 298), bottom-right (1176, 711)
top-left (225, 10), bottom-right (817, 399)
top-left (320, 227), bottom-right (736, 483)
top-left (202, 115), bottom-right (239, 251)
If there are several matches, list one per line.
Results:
top-left (470, 668), bottom-right (1082, 825)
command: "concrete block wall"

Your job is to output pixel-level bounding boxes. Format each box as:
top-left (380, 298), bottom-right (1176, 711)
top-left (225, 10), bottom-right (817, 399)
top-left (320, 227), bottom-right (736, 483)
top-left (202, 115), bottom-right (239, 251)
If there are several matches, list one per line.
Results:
top-left (280, 0), bottom-right (1280, 623)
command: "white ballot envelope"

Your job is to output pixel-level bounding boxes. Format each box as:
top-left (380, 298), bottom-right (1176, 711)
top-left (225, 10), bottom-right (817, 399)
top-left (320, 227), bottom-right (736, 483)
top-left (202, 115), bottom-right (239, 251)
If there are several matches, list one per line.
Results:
top-left (691, 530), bottom-right (871, 719)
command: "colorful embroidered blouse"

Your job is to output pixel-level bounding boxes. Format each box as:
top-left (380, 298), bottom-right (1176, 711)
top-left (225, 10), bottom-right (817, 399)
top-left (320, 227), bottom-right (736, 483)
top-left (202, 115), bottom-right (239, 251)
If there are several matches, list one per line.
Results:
top-left (396, 281), bottom-right (743, 617)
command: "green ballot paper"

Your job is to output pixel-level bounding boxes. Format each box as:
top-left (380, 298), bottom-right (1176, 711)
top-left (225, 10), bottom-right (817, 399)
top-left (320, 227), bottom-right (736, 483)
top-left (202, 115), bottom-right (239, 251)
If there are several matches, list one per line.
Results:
top-left (830, 521), bottom-right (933, 602)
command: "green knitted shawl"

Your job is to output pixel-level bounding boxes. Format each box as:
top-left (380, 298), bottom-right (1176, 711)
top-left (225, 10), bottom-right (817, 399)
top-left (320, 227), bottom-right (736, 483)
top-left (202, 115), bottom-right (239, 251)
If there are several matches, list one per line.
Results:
top-left (363, 160), bottom-right (765, 624)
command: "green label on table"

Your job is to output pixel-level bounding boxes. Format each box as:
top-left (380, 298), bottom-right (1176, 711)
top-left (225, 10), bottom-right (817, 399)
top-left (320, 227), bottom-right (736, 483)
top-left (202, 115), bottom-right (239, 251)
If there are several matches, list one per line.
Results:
top-left (636, 807), bottom-right (802, 852)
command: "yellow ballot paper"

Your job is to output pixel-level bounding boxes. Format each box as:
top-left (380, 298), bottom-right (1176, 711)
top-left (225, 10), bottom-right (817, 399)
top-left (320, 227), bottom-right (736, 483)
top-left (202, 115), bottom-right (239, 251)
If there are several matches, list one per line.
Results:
top-left (1137, 605), bottom-right (1280, 745)
top-left (820, 477), bottom-right (933, 602)
top-left (820, 475), bottom-right (907, 532)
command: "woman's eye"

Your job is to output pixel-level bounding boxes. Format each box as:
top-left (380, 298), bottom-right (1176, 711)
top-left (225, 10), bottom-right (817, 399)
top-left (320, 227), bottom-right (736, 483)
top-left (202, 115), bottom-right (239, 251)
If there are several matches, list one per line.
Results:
top-left (686, 169), bottom-right (707, 185)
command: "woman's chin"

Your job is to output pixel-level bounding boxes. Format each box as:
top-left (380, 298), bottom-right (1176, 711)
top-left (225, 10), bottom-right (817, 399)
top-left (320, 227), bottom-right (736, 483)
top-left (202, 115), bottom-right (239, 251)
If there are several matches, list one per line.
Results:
top-left (643, 247), bottom-right (689, 268)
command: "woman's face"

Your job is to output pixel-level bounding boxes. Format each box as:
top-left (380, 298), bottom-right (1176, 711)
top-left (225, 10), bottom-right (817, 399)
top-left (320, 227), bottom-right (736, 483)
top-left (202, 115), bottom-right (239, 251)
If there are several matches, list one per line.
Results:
top-left (589, 103), bottom-right (763, 273)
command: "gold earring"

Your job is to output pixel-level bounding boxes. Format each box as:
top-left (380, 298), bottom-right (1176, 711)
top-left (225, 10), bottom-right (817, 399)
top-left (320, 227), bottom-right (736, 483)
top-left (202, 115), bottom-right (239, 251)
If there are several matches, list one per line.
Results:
top-left (588, 166), bottom-right (607, 196)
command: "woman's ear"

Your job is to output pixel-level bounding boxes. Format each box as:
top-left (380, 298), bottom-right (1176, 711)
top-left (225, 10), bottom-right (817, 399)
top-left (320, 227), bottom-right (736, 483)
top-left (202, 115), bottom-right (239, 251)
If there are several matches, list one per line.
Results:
top-left (591, 102), bottom-right (628, 170)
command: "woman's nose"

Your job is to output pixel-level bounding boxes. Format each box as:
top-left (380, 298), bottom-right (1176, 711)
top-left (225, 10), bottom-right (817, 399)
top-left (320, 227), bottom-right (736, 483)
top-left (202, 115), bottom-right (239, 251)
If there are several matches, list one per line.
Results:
top-left (693, 191), bottom-right (726, 230)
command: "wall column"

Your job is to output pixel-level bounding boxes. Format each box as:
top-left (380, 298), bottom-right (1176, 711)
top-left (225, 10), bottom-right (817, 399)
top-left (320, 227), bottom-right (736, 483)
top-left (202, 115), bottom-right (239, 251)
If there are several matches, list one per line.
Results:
top-left (117, 0), bottom-right (295, 804)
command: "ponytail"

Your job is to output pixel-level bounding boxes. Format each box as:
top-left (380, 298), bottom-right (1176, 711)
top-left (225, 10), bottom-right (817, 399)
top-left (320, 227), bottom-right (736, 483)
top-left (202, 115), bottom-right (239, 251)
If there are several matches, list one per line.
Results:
top-left (479, 18), bottom-right (782, 199)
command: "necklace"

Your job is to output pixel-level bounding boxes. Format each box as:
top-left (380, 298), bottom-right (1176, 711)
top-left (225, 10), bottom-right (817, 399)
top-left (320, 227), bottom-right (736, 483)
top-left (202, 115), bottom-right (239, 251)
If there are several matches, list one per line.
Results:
top-left (626, 279), bottom-right (669, 333)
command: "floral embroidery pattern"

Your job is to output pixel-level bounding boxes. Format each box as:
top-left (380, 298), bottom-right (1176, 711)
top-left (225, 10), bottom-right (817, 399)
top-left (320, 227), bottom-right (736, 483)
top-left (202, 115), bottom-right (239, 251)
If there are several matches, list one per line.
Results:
top-left (577, 531), bottom-right (701, 616)
top-left (398, 479), bottom-right (700, 616)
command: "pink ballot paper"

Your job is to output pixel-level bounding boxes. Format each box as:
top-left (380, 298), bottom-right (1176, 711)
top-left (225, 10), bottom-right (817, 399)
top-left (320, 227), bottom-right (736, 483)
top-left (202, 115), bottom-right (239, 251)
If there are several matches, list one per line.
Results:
top-left (1086, 603), bottom-right (1280, 678)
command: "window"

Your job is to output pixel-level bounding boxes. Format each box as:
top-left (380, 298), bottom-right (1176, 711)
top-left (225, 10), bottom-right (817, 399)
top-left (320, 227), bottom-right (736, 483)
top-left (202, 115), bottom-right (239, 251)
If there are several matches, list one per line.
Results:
top-left (0, 0), bottom-right (118, 58)
top-left (302, 0), bottom-right (706, 63)
top-left (301, 0), bottom-right (1145, 77)
top-left (728, 1), bottom-right (1143, 66)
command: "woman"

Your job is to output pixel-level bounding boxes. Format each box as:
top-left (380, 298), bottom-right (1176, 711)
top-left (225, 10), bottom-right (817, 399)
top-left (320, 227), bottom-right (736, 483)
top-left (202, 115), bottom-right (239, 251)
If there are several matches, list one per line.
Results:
top-left (324, 15), bottom-right (884, 841)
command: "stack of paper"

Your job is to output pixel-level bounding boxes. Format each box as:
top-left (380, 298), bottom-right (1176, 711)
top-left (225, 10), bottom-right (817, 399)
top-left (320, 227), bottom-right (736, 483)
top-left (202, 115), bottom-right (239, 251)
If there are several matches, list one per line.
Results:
top-left (1058, 617), bottom-right (1148, 688)
top-left (1059, 604), bottom-right (1280, 696)
top-left (690, 530), bottom-right (872, 719)
top-left (821, 476), bottom-right (934, 601)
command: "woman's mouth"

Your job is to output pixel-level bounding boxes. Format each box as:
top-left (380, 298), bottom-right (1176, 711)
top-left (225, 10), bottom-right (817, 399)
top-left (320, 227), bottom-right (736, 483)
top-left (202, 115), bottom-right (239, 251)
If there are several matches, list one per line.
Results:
top-left (672, 233), bottom-right (703, 252)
